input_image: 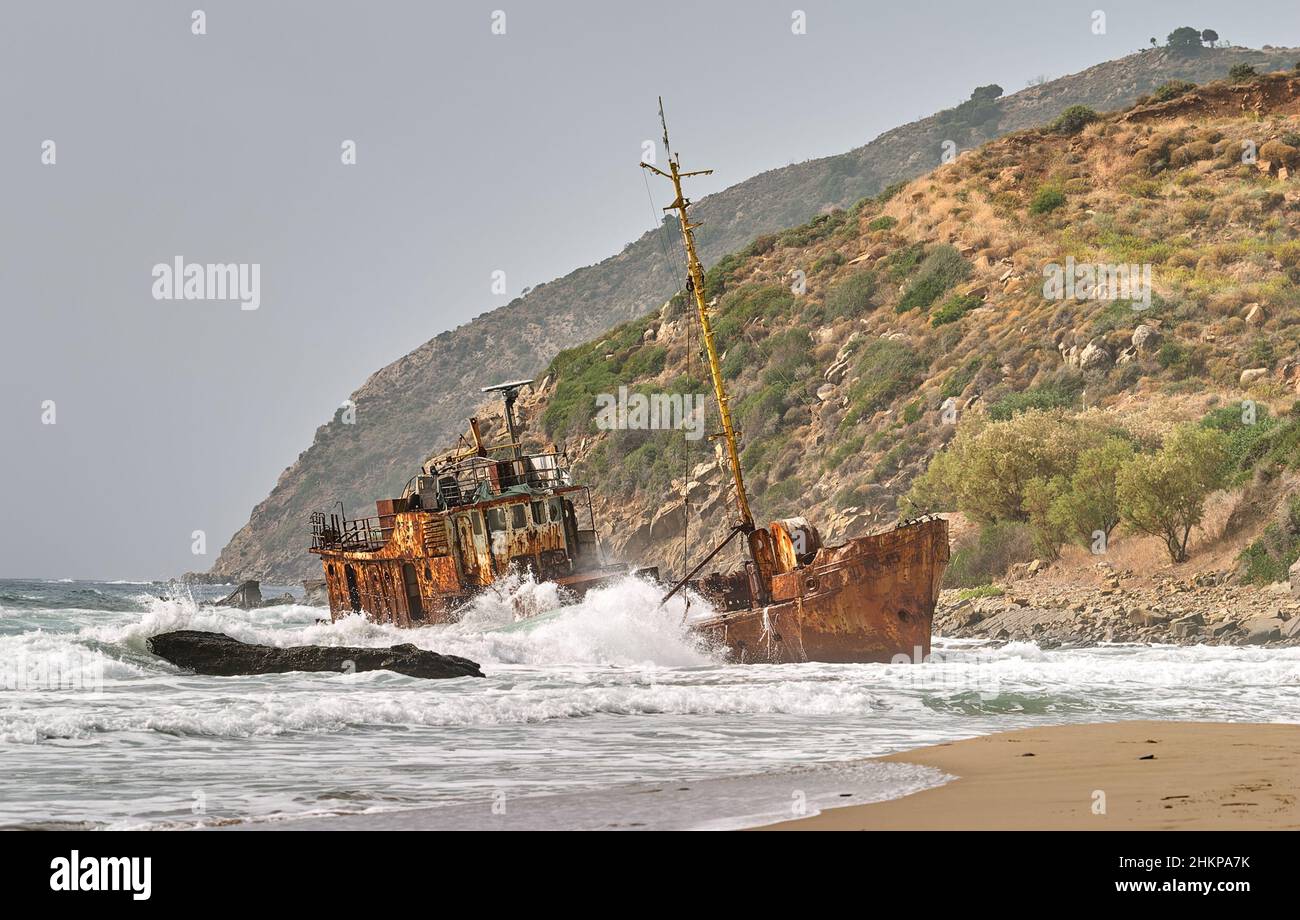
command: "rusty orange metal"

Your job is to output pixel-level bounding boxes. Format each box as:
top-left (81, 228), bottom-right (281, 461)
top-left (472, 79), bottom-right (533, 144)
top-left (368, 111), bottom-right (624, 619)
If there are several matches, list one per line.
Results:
top-left (691, 518), bottom-right (950, 663)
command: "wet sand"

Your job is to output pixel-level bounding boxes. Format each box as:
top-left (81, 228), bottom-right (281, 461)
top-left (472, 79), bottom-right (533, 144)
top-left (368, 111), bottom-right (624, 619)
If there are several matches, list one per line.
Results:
top-left (763, 721), bottom-right (1300, 830)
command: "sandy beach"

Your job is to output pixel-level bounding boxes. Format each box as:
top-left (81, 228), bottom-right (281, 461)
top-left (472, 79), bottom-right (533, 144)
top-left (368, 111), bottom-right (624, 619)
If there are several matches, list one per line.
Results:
top-left (764, 721), bottom-right (1300, 830)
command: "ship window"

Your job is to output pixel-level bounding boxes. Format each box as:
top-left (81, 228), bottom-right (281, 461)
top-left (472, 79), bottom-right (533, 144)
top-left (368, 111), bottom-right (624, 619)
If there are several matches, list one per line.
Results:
top-left (549, 498), bottom-right (562, 522)
top-left (487, 508), bottom-right (505, 531)
top-left (472, 513), bottom-right (483, 535)
top-left (531, 500), bottom-right (545, 525)
top-left (511, 503), bottom-right (527, 530)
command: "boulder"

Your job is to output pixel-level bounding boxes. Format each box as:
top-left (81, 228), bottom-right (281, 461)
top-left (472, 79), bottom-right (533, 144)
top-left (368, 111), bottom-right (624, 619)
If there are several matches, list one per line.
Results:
top-left (1243, 302), bottom-right (1267, 326)
top-left (1240, 368), bottom-right (1269, 386)
top-left (302, 579), bottom-right (329, 607)
top-left (1132, 324), bottom-right (1161, 354)
top-left (1170, 612), bottom-right (1204, 638)
top-left (1128, 608), bottom-right (1170, 628)
top-left (1291, 558), bottom-right (1300, 596)
top-left (147, 630), bottom-right (484, 679)
top-left (1242, 617), bottom-right (1283, 644)
top-left (1283, 617), bottom-right (1300, 640)
top-left (1079, 340), bottom-right (1112, 371)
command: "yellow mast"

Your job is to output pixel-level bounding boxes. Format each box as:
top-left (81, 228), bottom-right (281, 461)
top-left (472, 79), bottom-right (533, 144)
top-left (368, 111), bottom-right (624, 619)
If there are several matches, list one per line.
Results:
top-left (641, 113), bottom-right (754, 533)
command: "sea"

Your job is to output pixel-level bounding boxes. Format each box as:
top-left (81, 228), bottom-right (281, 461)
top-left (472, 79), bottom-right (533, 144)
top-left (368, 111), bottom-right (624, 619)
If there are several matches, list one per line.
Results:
top-left (2, 574), bottom-right (1298, 830)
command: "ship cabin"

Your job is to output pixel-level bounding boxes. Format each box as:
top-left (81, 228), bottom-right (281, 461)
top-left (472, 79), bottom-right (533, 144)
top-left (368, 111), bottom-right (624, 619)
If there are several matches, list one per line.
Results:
top-left (310, 417), bottom-right (629, 626)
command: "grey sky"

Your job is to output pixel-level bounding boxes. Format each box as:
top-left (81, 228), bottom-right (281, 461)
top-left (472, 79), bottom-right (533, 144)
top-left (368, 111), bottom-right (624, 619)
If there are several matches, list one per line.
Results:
top-left (2, 1), bottom-right (1296, 579)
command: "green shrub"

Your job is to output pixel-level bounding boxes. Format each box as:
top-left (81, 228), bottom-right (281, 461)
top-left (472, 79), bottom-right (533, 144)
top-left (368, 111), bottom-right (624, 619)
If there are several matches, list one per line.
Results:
top-left (823, 434), bottom-right (864, 471)
top-left (867, 215), bottom-right (898, 232)
top-left (1228, 63), bottom-right (1258, 83)
top-left (824, 271), bottom-right (877, 318)
top-left (883, 242), bottom-right (926, 280)
top-left (986, 379), bottom-right (1083, 420)
top-left (812, 251), bottom-right (847, 273)
top-left (931, 293), bottom-right (981, 326)
top-left (712, 284), bottom-right (794, 342)
top-left (1151, 80), bottom-right (1196, 102)
top-left (897, 245), bottom-right (970, 312)
top-left (1029, 186), bottom-right (1067, 214)
top-left (955, 584), bottom-right (1005, 600)
top-left (1049, 105), bottom-right (1099, 135)
top-left (941, 357), bottom-right (983, 399)
top-left (1238, 496), bottom-right (1300, 584)
top-left (845, 339), bottom-right (925, 422)
top-left (906, 409), bottom-right (1111, 524)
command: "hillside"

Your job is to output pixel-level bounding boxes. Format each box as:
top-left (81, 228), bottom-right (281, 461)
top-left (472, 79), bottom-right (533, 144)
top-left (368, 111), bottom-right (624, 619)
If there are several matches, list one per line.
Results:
top-left (511, 66), bottom-right (1300, 592)
top-left (214, 44), bottom-right (1300, 582)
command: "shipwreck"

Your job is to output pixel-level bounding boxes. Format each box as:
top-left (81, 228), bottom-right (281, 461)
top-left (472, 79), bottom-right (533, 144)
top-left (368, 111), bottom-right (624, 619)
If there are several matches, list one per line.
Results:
top-left (309, 102), bottom-right (949, 663)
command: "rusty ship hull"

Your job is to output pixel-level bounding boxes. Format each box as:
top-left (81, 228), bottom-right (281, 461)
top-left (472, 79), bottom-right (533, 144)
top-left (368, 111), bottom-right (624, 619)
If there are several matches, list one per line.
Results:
top-left (689, 518), bottom-right (949, 664)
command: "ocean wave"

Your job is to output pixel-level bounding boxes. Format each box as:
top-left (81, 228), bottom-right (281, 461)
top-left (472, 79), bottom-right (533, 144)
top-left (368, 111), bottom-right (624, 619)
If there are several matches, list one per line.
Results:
top-left (0, 675), bottom-right (893, 742)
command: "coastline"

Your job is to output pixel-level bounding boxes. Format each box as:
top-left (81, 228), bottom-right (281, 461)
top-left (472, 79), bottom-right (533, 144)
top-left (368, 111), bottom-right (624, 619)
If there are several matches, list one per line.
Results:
top-left (762, 721), bottom-right (1300, 830)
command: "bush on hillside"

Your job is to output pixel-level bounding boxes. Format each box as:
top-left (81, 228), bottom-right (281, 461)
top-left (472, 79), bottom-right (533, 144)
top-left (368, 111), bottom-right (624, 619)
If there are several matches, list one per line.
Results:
top-left (1029, 186), bottom-right (1067, 214)
top-left (1151, 80), bottom-right (1196, 102)
top-left (1228, 63), bottom-right (1258, 83)
top-left (1049, 105), bottom-right (1099, 135)
top-left (986, 378), bottom-right (1083, 420)
top-left (844, 338), bottom-right (925, 423)
top-left (897, 245), bottom-right (970, 312)
top-left (1238, 495), bottom-right (1300, 585)
top-left (930, 293), bottom-right (981, 326)
top-left (824, 271), bottom-right (877, 318)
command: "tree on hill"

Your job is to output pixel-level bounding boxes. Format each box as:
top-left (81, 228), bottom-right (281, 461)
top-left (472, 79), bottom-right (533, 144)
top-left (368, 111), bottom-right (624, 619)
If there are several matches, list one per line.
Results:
top-left (1201, 29), bottom-right (1219, 47)
top-left (971, 84), bottom-right (1003, 102)
top-left (1116, 426), bottom-right (1230, 564)
top-left (1167, 26), bottom-right (1205, 52)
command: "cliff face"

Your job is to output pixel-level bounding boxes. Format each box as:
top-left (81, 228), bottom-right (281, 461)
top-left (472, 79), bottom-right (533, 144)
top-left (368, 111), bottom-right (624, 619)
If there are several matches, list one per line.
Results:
top-left (213, 46), bottom-right (1300, 582)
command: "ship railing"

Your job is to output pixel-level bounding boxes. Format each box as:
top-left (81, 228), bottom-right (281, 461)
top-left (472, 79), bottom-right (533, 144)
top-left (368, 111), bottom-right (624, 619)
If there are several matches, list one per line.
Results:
top-left (309, 511), bottom-right (386, 553)
top-left (434, 451), bottom-right (573, 505)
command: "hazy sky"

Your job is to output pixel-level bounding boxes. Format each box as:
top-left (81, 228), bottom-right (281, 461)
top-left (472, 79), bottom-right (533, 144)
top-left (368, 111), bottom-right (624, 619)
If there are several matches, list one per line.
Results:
top-left (3, 1), bottom-right (1297, 579)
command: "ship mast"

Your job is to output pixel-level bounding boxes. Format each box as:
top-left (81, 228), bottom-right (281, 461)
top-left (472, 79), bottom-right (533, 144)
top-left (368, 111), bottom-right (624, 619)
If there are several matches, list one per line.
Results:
top-left (643, 100), bottom-right (774, 601)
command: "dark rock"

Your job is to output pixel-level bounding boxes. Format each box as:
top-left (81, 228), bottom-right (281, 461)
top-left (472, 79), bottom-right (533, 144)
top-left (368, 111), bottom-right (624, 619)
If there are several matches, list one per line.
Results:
top-left (147, 630), bottom-right (484, 679)
top-left (1170, 612), bottom-right (1204, 638)
top-left (215, 580), bottom-right (264, 609)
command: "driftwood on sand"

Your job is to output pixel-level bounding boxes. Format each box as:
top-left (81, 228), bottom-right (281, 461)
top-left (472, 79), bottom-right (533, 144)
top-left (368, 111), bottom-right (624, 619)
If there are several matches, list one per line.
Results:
top-left (147, 630), bottom-right (484, 679)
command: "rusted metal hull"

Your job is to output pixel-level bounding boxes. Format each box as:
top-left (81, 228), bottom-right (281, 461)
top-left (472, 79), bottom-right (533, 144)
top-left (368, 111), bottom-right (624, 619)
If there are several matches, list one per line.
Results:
top-left (315, 502), bottom-right (947, 666)
top-left (690, 518), bottom-right (949, 664)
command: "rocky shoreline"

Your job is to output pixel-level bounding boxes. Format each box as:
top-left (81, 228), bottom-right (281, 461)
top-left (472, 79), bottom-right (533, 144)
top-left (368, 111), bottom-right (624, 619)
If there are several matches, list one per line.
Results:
top-left (935, 563), bottom-right (1300, 648)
